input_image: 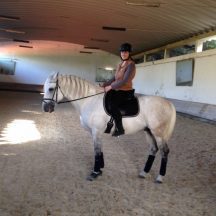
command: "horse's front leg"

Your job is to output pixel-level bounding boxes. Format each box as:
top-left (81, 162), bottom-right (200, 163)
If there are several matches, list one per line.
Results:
top-left (87, 129), bottom-right (104, 181)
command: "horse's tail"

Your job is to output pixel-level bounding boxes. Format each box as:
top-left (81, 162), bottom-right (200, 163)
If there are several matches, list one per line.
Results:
top-left (164, 103), bottom-right (176, 142)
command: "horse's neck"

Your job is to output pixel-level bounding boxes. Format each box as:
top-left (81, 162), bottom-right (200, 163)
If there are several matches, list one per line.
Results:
top-left (59, 75), bottom-right (100, 110)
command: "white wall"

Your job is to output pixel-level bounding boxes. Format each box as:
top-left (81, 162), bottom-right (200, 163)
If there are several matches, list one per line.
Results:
top-left (0, 41), bottom-right (119, 85)
top-left (1, 41), bottom-right (216, 106)
top-left (134, 49), bottom-right (216, 105)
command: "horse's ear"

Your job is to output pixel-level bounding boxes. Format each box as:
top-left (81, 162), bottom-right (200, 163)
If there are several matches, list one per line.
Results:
top-left (51, 71), bottom-right (59, 80)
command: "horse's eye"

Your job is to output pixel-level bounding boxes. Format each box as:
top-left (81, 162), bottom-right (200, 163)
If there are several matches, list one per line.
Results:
top-left (49, 88), bottom-right (54, 92)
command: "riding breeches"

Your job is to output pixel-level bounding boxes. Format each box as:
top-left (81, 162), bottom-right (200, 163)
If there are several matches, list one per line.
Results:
top-left (106, 89), bottom-right (134, 121)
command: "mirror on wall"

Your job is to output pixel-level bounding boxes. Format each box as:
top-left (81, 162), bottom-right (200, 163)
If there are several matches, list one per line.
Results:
top-left (176, 58), bottom-right (194, 86)
top-left (0, 60), bottom-right (16, 75)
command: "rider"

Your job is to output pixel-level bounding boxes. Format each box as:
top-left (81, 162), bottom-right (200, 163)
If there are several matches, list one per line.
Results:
top-left (100, 43), bottom-right (136, 136)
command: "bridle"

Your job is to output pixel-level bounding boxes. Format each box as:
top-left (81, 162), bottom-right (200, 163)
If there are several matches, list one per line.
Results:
top-left (42, 75), bottom-right (104, 105)
top-left (42, 77), bottom-right (60, 104)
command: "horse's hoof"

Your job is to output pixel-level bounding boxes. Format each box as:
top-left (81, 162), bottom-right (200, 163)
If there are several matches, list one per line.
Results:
top-left (86, 170), bottom-right (102, 181)
top-left (139, 170), bottom-right (147, 178)
top-left (155, 175), bottom-right (163, 183)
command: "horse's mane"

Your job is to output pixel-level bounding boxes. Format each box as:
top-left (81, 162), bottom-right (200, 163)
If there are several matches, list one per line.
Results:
top-left (58, 74), bottom-right (101, 98)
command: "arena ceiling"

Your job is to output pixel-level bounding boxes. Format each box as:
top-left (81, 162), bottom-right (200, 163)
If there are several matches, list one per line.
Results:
top-left (0, 0), bottom-right (216, 55)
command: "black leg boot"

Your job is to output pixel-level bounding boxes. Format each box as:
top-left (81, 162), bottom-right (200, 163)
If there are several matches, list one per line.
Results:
top-left (112, 117), bottom-right (125, 137)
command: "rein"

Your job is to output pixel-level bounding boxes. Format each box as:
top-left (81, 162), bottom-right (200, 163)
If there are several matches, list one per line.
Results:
top-left (57, 92), bottom-right (104, 104)
top-left (42, 76), bottom-right (104, 104)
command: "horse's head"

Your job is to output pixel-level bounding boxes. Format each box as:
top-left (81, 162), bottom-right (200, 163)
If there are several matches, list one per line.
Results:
top-left (42, 72), bottom-right (63, 113)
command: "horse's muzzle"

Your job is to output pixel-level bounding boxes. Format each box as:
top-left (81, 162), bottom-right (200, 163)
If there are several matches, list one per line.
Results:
top-left (42, 101), bottom-right (55, 113)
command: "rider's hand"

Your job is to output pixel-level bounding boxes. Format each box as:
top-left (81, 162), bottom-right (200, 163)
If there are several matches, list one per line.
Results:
top-left (105, 85), bottom-right (112, 92)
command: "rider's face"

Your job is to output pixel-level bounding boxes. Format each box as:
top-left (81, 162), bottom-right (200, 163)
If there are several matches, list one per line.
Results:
top-left (120, 51), bottom-right (129, 60)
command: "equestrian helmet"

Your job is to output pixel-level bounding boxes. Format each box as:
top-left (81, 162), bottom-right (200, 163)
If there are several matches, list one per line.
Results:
top-left (119, 43), bottom-right (132, 52)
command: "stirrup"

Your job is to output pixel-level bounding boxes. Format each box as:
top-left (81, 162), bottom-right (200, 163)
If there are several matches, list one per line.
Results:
top-left (104, 117), bottom-right (114, 134)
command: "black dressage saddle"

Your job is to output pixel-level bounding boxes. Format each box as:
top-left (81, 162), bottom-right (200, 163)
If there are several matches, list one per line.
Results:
top-left (103, 90), bottom-right (139, 134)
top-left (103, 90), bottom-right (139, 117)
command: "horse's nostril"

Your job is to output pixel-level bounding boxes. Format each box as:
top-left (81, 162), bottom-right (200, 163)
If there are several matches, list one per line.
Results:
top-left (43, 103), bottom-right (49, 112)
top-left (49, 106), bottom-right (54, 113)
top-left (42, 102), bottom-right (55, 112)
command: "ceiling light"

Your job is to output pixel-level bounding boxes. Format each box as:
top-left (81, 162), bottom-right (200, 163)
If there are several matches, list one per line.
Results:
top-left (19, 45), bottom-right (33, 48)
top-left (0, 37), bottom-right (11, 40)
top-left (102, 26), bottom-right (126, 31)
top-left (105, 67), bottom-right (114, 71)
top-left (13, 39), bottom-right (30, 43)
top-left (126, 1), bottom-right (161, 7)
top-left (84, 46), bottom-right (99, 49)
top-left (6, 29), bottom-right (25, 34)
top-left (91, 38), bottom-right (109, 43)
top-left (126, 1), bottom-right (215, 7)
top-left (80, 51), bottom-right (92, 54)
top-left (0, 28), bottom-right (25, 34)
top-left (0, 15), bottom-right (20, 21)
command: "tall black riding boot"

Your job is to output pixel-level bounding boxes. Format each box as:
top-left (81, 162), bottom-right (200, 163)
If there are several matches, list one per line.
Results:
top-left (112, 117), bottom-right (125, 137)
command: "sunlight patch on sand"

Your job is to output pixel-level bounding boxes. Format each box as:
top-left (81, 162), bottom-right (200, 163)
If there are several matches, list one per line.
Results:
top-left (0, 119), bottom-right (41, 144)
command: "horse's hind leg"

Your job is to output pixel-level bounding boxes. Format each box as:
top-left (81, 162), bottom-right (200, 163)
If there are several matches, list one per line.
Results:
top-left (139, 128), bottom-right (158, 178)
top-left (140, 129), bottom-right (170, 183)
top-left (156, 142), bottom-right (170, 183)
